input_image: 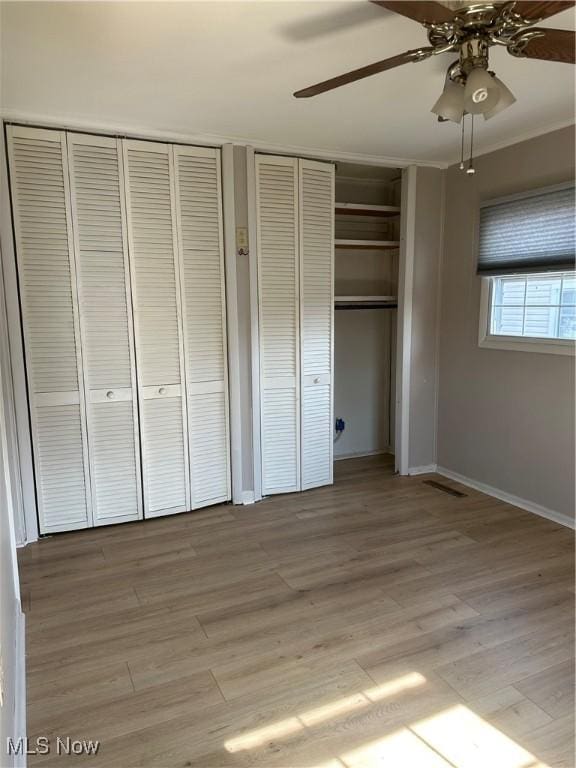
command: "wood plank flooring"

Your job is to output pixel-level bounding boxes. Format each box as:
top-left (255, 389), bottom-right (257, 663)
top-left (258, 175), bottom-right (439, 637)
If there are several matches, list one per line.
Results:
top-left (18, 455), bottom-right (575, 767)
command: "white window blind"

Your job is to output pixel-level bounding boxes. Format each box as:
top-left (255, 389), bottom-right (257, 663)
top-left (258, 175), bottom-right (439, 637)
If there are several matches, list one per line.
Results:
top-left (478, 185), bottom-right (575, 275)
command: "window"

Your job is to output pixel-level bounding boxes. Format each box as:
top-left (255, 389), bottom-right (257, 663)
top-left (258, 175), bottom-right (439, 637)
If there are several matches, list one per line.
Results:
top-left (490, 272), bottom-right (576, 340)
top-left (477, 183), bottom-right (575, 355)
top-left (479, 273), bottom-right (576, 354)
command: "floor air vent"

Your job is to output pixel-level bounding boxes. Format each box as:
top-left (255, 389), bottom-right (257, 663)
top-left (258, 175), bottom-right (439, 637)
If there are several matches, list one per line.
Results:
top-left (423, 480), bottom-right (467, 498)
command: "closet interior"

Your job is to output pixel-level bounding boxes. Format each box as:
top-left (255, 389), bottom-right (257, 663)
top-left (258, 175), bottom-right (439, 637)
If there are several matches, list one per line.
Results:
top-left (333, 162), bottom-right (401, 462)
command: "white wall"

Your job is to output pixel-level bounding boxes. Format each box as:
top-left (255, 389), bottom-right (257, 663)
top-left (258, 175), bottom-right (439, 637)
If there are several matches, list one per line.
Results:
top-left (0, 245), bottom-right (25, 767)
top-left (0, 132), bottom-right (35, 545)
top-left (438, 126), bottom-right (575, 521)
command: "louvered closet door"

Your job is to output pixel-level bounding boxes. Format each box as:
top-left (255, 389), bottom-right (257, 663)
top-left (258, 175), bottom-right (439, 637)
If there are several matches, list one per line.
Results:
top-left (173, 146), bottom-right (230, 508)
top-left (123, 140), bottom-right (190, 517)
top-left (67, 133), bottom-right (142, 525)
top-left (299, 159), bottom-right (335, 490)
top-left (256, 155), bottom-right (300, 494)
top-left (7, 126), bottom-right (91, 533)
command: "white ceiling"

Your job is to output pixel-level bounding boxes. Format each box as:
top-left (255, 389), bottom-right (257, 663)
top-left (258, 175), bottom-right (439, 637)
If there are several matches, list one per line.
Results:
top-left (1, 1), bottom-right (574, 166)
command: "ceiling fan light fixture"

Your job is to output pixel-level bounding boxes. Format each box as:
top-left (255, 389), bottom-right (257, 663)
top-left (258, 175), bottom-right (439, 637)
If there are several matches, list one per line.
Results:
top-left (463, 67), bottom-right (501, 114)
top-left (483, 75), bottom-right (517, 120)
top-left (431, 78), bottom-right (465, 123)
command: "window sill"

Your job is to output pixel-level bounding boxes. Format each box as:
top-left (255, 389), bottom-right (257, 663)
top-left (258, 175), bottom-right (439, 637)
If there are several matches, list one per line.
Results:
top-left (479, 334), bottom-right (575, 356)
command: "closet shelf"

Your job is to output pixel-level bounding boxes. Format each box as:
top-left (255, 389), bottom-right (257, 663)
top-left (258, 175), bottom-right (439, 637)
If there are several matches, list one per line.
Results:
top-left (335, 239), bottom-right (400, 250)
top-left (335, 202), bottom-right (401, 218)
top-left (335, 295), bottom-right (398, 310)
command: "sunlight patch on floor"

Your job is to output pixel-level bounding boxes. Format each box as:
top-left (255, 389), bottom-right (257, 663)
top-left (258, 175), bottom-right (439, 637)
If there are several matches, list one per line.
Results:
top-left (340, 727), bottom-right (453, 767)
top-left (324, 704), bottom-right (551, 768)
top-left (224, 671), bottom-right (551, 768)
top-left (410, 704), bottom-right (550, 768)
top-left (224, 672), bottom-right (426, 753)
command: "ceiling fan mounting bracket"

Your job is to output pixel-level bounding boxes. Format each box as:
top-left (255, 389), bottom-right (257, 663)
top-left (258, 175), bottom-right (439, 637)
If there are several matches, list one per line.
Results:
top-left (410, 42), bottom-right (458, 64)
top-left (507, 28), bottom-right (548, 56)
top-left (501, 1), bottom-right (553, 27)
top-left (424, 2), bottom-right (565, 73)
top-left (293, 1), bottom-right (574, 100)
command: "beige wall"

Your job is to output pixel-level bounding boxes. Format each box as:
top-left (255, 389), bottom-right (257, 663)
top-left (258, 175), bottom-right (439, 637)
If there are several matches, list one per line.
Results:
top-left (408, 166), bottom-right (445, 471)
top-left (334, 310), bottom-right (392, 458)
top-left (438, 126), bottom-right (576, 520)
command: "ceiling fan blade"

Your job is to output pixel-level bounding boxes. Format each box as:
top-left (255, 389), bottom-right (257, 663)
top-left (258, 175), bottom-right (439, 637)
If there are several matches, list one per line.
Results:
top-left (514, 27), bottom-right (575, 61)
top-left (371, 1), bottom-right (455, 24)
top-left (279, 3), bottom-right (387, 43)
top-left (294, 47), bottom-right (435, 98)
top-left (512, 1), bottom-right (575, 21)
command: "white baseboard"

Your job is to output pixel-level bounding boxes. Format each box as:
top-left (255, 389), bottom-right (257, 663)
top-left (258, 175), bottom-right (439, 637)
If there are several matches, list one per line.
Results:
top-left (334, 448), bottom-right (390, 461)
top-left (436, 466), bottom-right (575, 530)
top-left (408, 464), bottom-right (438, 476)
top-left (14, 610), bottom-right (26, 768)
top-left (232, 491), bottom-right (255, 505)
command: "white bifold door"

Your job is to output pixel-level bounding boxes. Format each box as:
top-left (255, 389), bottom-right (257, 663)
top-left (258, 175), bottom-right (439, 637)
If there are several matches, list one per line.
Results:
top-left (8, 126), bottom-right (93, 533)
top-left (8, 127), bottom-right (230, 532)
top-left (255, 155), bottom-right (334, 495)
top-left (173, 145), bottom-right (230, 508)
top-left (123, 140), bottom-right (230, 517)
top-left (68, 133), bottom-right (143, 526)
top-left (123, 140), bottom-right (191, 518)
top-left (8, 126), bottom-right (142, 531)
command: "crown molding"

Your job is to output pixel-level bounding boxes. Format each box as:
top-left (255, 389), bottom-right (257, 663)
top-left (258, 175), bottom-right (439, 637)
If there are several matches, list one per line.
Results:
top-left (4, 108), bottom-right (571, 175)
top-left (0, 108), bottom-right (449, 169)
top-left (445, 118), bottom-right (576, 167)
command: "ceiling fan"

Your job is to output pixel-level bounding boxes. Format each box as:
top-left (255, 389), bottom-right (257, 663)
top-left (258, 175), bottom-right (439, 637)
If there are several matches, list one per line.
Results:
top-left (294, 1), bottom-right (575, 126)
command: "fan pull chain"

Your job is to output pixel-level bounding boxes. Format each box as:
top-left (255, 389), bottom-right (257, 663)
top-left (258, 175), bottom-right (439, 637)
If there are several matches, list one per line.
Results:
top-left (467, 114), bottom-right (476, 175)
top-left (459, 115), bottom-right (466, 171)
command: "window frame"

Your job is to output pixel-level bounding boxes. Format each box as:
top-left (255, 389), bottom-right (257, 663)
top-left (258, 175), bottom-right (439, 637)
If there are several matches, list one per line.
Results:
top-left (479, 275), bottom-right (576, 356)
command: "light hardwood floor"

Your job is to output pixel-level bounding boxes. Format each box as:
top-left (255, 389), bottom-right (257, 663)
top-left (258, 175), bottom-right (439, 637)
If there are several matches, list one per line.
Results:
top-left (18, 456), bottom-right (575, 767)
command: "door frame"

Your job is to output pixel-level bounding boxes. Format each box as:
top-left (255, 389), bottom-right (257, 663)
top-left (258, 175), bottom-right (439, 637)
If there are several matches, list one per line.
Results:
top-left (395, 165), bottom-right (417, 476)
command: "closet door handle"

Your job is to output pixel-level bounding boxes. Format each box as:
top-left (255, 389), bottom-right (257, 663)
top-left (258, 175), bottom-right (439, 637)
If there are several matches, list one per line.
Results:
top-left (106, 390), bottom-right (115, 400)
top-left (313, 377), bottom-right (320, 384)
top-left (158, 387), bottom-right (166, 396)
